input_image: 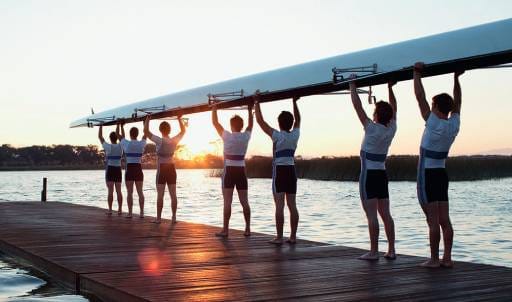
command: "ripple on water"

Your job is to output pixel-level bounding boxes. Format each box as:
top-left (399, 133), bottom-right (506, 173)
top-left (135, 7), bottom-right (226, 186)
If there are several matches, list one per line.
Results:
top-left (0, 256), bottom-right (89, 301)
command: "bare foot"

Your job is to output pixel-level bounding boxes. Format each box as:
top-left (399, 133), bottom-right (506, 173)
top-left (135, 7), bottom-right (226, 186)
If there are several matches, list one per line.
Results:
top-left (286, 238), bottom-right (297, 245)
top-left (420, 259), bottom-right (441, 268)
top-left (105, 211), bottom-right (113, 216)
top-left (384, 251), bottom-right (396, 260)
top-left (215, 231), bottom-right (229, 238)
top-left (440, 259), bottom-right (454, 268)
top-left (244, 230), bottom-right (251, 237)
top-left (151, 219), bottom-right (161, 224)
top-left (117, 210), bottom-right (122, 216)
top-left (171, 217), bottom-right (177, 224)
top-left (125, 214), bottom-right (133, 219)
top-left (268, 237), bottom-right (283, 245)
top-left (139, 212), bottom-right (144, 219)
top-left (358, 252), bottom-right (379, 261)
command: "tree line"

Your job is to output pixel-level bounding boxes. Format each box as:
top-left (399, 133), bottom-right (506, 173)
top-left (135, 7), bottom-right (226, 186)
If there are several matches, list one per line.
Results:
top-left (2, 144), bottom-right (512, 180)
top-left (0, 144), bottom-right (221, 170)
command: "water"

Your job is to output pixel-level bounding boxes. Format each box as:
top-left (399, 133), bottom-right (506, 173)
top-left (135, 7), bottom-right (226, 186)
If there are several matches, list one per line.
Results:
top-left (0, 170), bottom-right (511, 300)
top-left (0, 254), bottom-right (88, 302)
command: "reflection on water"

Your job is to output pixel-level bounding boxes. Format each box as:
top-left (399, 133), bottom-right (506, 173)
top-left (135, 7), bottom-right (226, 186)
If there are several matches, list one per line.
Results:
top-left (0, 170), bottom-right (511, 300)
top-left (0, 254), bottom-right (88, 302)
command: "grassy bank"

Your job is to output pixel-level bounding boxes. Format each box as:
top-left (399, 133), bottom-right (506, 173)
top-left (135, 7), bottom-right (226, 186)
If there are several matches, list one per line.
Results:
top-left (238, 155), bottom-right (512, 181)
top-left (3, 153), bottom-right (512, 181)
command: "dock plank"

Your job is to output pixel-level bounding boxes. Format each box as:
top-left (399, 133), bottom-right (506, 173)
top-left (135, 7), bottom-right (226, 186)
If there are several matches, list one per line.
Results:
top-left (1, 201), bottom-right (511, 301)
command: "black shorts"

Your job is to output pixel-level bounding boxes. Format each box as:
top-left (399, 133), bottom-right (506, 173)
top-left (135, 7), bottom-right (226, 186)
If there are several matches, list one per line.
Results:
top-left (222, 166), bottom-right (248, 190)
top-left (105, 166), bottom-right (122, 183)
top-left (272, 165), bottom-right (297, 194)
top-left (157, 163), bottom-right (177, 186)
top-left (125, 163), bottom-right (144, 182)
top-left (418, 168), bottom-right (449, 204)
top-left (359, 169), bottom-right (389, 200)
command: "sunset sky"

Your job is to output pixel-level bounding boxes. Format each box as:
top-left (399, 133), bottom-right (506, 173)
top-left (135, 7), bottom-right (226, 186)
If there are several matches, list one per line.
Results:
top-left (1, 0), bottom-right (511, 157)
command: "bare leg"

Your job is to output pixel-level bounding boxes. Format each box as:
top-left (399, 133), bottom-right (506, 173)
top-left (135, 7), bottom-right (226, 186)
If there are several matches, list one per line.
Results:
top-left (421, 202), bottom-right (441, 268)
top-left (270, 193), bottom-right (285, 244)
top-left (135, 181), bottom-right (145, 218)
top-left (115, 182), bottom-right (123, 215)
top-left (439, 201), bottom-right (453, 267)
top-left (125, 180), bottom-right (134, 218)
top-left (153, 184), bottom-right (165, 223)
top-left (285, 193), bottom-right (299, 243)
top-left (169, 184), bottom-right (178, 224)
top-left (237, 189), bottom-right (251, 236)
top-left (216, 188), bottom-right (234, 237)
top-left (378, 198), bottom-right (396, 259)
top-left (106, 181), bottom-right (114, 215)
top-left (359, 198), bottom-right (379, 260)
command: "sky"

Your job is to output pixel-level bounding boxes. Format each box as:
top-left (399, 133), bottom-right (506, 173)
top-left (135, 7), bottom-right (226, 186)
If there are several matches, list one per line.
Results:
top-left (1, 0), bottom-right (511, 157)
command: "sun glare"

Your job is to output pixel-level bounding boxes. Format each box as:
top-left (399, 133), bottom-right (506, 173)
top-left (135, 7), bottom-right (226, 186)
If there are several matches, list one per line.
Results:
top-left (176, 113), bottom-right (221, 160)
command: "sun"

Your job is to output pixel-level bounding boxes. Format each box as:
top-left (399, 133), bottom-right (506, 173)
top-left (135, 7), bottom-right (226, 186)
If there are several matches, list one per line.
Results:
top-left (175, 113), bottom-right (222, 160)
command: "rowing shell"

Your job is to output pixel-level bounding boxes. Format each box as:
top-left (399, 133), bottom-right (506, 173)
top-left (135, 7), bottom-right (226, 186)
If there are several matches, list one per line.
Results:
top-left (70, 18), bottom-right (512, 128)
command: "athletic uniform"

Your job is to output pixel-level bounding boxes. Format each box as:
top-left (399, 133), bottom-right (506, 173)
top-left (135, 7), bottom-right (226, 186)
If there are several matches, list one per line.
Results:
top-left (120, 138), bottom-right (146, 182)
top-left (102, 142), bottom-right (123, 183)
top-left (417, 113), bottom-right (460, 205)
top-left (272, 128), bottom-right (300, 194)
top-left (359, 118), bottom-right (397, 201)
top-left (221, 130), bottom-right (251, 190)
top-left (149, 134), bottom-right (182, 186)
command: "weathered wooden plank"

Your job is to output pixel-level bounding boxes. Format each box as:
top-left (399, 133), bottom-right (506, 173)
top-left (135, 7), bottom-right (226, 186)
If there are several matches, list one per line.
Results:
top-left (1, 201), bottom-right (511, 302)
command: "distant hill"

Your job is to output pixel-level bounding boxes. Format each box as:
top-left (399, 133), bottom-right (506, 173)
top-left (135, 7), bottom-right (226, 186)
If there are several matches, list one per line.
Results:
top-left (476, 148), bottom-right (512, 156)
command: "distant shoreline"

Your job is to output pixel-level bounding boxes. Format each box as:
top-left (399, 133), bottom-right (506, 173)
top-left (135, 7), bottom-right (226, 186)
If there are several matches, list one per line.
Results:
top-left (2, 155), bottom-right (512, 181)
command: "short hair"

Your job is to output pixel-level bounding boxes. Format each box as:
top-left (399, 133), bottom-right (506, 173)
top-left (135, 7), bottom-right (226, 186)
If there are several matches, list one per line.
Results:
top-left (374, 101), bottom-right (394, 125)
top-left (278, 111), bottom-right (294, 131)
top-left (109, 132), bottom-right (118, 143)
top-left (230, 115), bottom-right (244, 132)
top-left (432, 93), bottom-right (454, 115)
top-left (159, 121), bottom-right (170, 136)
top-left (129, 127), bottom-right (139, 139)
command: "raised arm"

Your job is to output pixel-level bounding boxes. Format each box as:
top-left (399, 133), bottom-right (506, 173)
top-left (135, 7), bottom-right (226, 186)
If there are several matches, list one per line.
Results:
top-left (388, 80), bottom-right (397, 119)
top-left (143, 115), bottom-right (154, 139)
top-left (452, 70), bottom-right (464, 114)
top-left (211, 105), bottom-right (224, 137)
top-left (348, 74), bottom-right (369, 127)
top-left (253, 93), bottom-right (274, 137)
top-left (177, 115), bottom-right (187, 138)
top-left (118, 122), bottom-right (125, 139)
top-left (246, 103), bottom-right (254, 132)
top-left (98, 125), bottom-right (105, 144)
top-left (292, 97), bottom-right (301, 129)
top-left (413, 62), bottom-right (431, 121)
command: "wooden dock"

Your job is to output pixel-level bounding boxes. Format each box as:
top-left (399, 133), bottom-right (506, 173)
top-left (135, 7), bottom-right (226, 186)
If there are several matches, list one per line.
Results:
top-left (1, 202), bottom-right (511, 301)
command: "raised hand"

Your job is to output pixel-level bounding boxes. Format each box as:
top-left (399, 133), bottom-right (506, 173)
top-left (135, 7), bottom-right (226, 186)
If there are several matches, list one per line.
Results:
top-left (349, 73), bottom-right (358, 90)
top-left (414, 62), bottom-right (425, 72)
top-left (253, 90), bottom-right (261, 104)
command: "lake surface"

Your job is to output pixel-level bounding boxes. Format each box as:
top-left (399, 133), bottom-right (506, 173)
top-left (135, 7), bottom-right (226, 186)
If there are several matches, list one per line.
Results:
top-left (0, 170), bottom-right (511, 301)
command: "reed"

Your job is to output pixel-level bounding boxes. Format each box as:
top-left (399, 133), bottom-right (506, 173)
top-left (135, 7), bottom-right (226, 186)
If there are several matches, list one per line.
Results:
top-left (241, 155), bottom-right (512, 181)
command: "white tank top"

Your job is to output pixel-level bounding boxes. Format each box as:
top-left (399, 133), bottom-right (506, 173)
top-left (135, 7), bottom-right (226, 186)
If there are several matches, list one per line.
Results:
top-left (120, 138), bottom-right (147, 164)
top-left (360, 118), bottom-right (397, 170)
top-left (272, 128), bottom-right (300, 166)
top-left (222, 130), bottom-right (251, 167)
top-left (420, 113), bottom-right (460, 168)
top-left (102, 142), bottom-right (123, 167)
top-left (149, 134), bottom-right (181, 165)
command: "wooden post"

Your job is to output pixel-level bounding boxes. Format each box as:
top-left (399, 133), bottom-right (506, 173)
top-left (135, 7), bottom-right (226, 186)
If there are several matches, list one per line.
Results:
top-left (41, 177), bottom-right (47, 202)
